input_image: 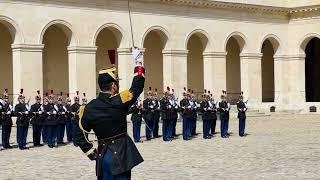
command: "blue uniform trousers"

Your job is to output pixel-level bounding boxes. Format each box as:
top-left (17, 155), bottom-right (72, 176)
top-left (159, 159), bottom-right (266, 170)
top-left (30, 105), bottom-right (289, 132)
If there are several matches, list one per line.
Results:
top-left (239, 117), bottom-right (246, 136)
top-left (2, 125), bottom-right (12, 147)
top-left (32, 124), bottom-right (42, 145)
top-left (202, 120), bottom-right (211, 138)
top-left (47, 125), bottom-right (57, 146)
top-left (42, 125), bottom-right (48, 144)
top-left (65, 120), bottom-right (73, 142)
top-left (17, 126), bottom-right (28, 148)
top-left (172, 118), bottom-right (177, 136)
top-left (182, 116), bottom-right (192, 140)
top-left (57, 124), bottom-right (65, 144)
top-left (145, 118), bottom-right (153, 140)
top-left (210, 119), bottom-right (216, 134)
top-left (132, 120), bottom-right (142, 142)
top-left (99, 149), bottom-right (131, 180)
top-left (220, 115), bottom-right (227, 137)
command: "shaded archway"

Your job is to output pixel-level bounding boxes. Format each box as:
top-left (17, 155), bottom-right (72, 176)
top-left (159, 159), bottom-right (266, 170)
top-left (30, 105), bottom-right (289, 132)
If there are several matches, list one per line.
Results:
top-left (226, 36), bottom-right (245, 103)
top-left (42, 24), bottom-right (72, 95)
top-left (143, 29), bottom-right (167, 95)
top-left (261, 38), bottom-right (279, 102)
top-left (305, 37), bottom-right (320, 102)
top-left (95, 26), bottom-right (122, 94)
top-left (186, 32), bottom-right (207, 98)
top-left (0, 22), bottom-right (14, 96)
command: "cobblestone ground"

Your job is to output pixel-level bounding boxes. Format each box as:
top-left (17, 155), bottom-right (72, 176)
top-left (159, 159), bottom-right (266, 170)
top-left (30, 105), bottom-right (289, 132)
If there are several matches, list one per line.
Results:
top-left (1, 114), bottom-right (320, 180)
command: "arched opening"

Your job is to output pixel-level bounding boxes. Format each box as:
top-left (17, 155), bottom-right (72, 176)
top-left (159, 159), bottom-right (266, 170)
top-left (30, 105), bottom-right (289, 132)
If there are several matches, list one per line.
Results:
top-left (42, 24), bottom-right (71, 95)
top-left (305, 37), bottom-right (320, 102)
top-left (261, 39), bottom-right (277, 102)
top-left (0, 22), bottom-right (14, 96)
top-left (143, 30), bottom-right (167, 95)
top-left (95, 27), bottom-right (122, 94)
top-left (226, 36), bottom-right (243, 103)
top-left (186, 33), bottom-right (207, 97)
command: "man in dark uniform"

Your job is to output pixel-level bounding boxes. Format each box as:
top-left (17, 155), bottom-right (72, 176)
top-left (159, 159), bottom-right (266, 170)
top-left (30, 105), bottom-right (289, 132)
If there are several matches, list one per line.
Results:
top-left (180, 88), bottom-right (192, 140)
top-left (218, 93), bottom-right (228, 138)
top-left (129, 100), bottom-right (143, 143)
top-left (143, 87), bottom-right (155, 140)
top-left (1, 89), bottom-right (13, 148)
top-left (170, 89), bottom-right (179, 137)
top-left (70, 91), bottom-right (81, 144)
top-left (200, 90), bottom-right (212, 139)
top-left (152, 89), bottom-right (160, 138)
top-left (65, 94), bottom-right (73, 142)
top-left (160, 87), bottom-right (172, 141)
top-left (190, 90), bottom-right (199, 136)
top-left (44, 90), bottom-right (58, 148)
top-left (237, 94), bottom-right (247, 137)
top-left (74, 64), bottom-right (145, 180)
top-left (14, 89), bottom-right (30, 150)
top-left (223, 90), bottom-right (231, 135)
top-left (208, 92), bottom-right (218, 136)
top-left (30, 90), bottom-right (44, 146)
top-left (41, 93), bottom-right (49, 144)
top-left (56, 92), bottom-right (67, 145)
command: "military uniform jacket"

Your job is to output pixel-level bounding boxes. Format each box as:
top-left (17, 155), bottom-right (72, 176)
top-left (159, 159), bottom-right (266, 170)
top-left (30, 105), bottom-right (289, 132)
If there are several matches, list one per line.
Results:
top-left (129, 105), bottom-right (143, 122)
top-left (143, 98), bottom-right (155, 120)
top-left (70, 103), bottom-right (80, 122)
top-left (14, 103), bottom-right (30, 127)
top-left (190, 100), bottom-right (198, 119)
top-left (56, 104), bottom-right (67, 125)
top-left (1, 102), bottom-right (13, 126)
top-left (74, 74), bottom-right (145, 176)
top-left (237, 101), bottom-right (247, 119)
top-left (43, 103), bottom-right (57, 126)
top-left (30, 103), bottom-right (43, 125)
top-left (160, 98), bottom-right (172, 120)
top-left (180, 98), bottom-right (193, 118)
top-left (154, 99), bottom-right (160, 120)
top-left (65, 105), bottom-right (72, 121)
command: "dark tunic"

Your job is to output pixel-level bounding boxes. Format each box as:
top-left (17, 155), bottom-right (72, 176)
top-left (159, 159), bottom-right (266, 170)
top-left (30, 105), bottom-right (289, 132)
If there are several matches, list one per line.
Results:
top-left (180, 98), bottom-right (192, 118)
top-left (1, 103), bottom-right (13, 126)
top-left (74, 74), bottom-right (145, 176)
top-left (30, 103), bottom-right (43, 125)
top-left (43, 103), bottom-right (57, 126)
top-left (160, 98), bottom-right (171, 120)
top-left (237, 101), bottom-right (247, 119)
top-left (56, 104), bottom-right (67, 125)
top-left (129, 105), bottom-right (143, 122)
top-left (14, 103), bottom-right (30, 127)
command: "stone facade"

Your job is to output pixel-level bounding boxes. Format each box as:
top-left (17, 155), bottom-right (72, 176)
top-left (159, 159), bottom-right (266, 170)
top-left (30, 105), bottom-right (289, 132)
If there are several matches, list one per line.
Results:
top-left (0, 0), bottom-right (319, 112)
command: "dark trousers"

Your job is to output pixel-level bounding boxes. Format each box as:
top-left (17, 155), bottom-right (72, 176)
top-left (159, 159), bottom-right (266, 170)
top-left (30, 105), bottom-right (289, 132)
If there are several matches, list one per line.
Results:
top-left (239, 117), bottom-right (246, 136)
top-left (226, 113), bottom-right (230, 133)
top-left (210, 119), bottom-right (216, 134)
top-left (32, 124), bottom-right (42, 145)
top-left (162, 119), bottom-right (172, 141)
top-left (202, 120), bottom-right (211, 138)
top-left (220, 115), bottom-right (227, 137)
top-left (66, 121), bottom-right (73, 142)
top-left (42, 125), bottom-right (48, 144)
top-left (99, 149), bottom-right (131, 180)
top-left (191, 118), bottom-right (197, 135)
top-left (182, 116), bottom-right (192, 140)
top-left (47, 125), bottom-right (57, 146)
top-left (172, 118), bottom-right (177, 136)
top-left (57, 124), bottom-right (65, 144)
top-left (145, 118), bottom-right (153, 140)
top-left (132, 120), bottom-right (142, 142)
top-left (153, 117), bottom-right (159, 138)
top-left (2, 125), bottom-right (12, 147)
top-left (17, 126), bottom-right (28, 148)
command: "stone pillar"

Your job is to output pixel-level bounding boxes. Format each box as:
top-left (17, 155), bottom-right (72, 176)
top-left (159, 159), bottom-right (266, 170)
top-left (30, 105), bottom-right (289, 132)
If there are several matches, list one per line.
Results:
top-left (68, 46), bottom-right (97, 101)
top-left (274, 55), bottom-right (287, 106)
top-left (162, 50), bottom-right (188, 100)
top-left (203, 51), bottom-right (227, 100)
top-left (12, 44), bottom-right (44, 104)
top-left (240, 53), bottom-right (263, 108)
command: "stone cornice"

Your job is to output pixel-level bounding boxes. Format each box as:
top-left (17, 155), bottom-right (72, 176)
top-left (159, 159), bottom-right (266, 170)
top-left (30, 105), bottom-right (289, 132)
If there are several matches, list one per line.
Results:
top-left (240, 53), bottom-right (263, 59)
top-left (11, 44), bottom-right (44, 52)
top-left (67, 46), bottom-right (97, 54)
top-left (203, 51), bottom-right (227, 58)
top-left (162, 49), bottom-right (189, 57)
top-left (274, 54), bottom-right (306, 61)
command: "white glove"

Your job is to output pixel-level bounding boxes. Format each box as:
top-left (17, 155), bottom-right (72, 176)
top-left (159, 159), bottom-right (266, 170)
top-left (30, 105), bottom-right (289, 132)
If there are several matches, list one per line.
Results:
top-left (53, 111), bottom-right (57, 115)
top-left (7, 111), bottom-right (11, 115)
top-left (25, 111), bottom-right (29, 114)
top-left (188, 105), bottom-right (191, 109)
top-left (39, 111), bottom-right (42, 115)
top-left (62, 112), bottom-right (66, 115)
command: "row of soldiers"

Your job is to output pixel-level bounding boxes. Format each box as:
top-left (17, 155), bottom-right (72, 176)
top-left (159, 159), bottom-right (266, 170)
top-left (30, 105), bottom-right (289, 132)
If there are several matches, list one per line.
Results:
top-left (129, 87), bottom-right (247, 142)
top-left (0, 89), bottom-right (86, 150)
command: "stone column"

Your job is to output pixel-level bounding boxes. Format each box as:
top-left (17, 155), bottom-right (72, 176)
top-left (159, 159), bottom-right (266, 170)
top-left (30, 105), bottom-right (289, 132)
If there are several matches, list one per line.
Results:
top-left (274, 55), bottom-right (287, 106)
top-left (68, 46), bottom-right (97, 101)
top-left (11, 44), bottom-right (44, 104)
top-left (203, 51), bottom-right (227, 100)
top-left (162, 50), bottom-right (188, 100)
top-left (240, 53), bottom-right (263, 108)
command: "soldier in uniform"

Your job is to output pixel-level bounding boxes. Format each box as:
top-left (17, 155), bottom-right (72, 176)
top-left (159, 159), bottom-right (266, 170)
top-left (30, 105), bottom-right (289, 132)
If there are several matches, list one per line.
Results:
top-left (70, 91), bottom-right (81, 145)
top-left (82, 93), bottom-right (88, 105)
top-left (1, 89), bottom-right (13, 148)
top-left (200, 90), bottom-right (212, 139)
top-left (14, 89), bottom-right (30, 150)
top-left (170, 89), bottom-right (179, 137)
top-left (223, 90), bottom-right (231, 135)
top-left (208, 92), bottom-right (218, 136)
top-left (44, 90), bottom-right (58, 148)
top-left (30, 90), bottom-right (44, 146)
top-left (74, 64), bottom-right (145, 179)
top-left (65, 94), bottom-right (73, 142)
top-left (190, 90), bottom-right (199, 136)
top-left (160, 87), bottom-right (172, 141)
top-left (129, 100), bottom-right (143, 143)
top-left (180, 88), bottom-right (192, 140)
top-left (218, 93), bottom-right (229, 138)
top-left (41, 93), bottom-right (49, 144)
top-left (237, 94), bottom-right (247, 137)
top-left (152, 89), bottom-right (160, 138)
top-left (143, 87), bottom-right (155, 140)
top-left (56, 92), bottom-right (67, 145)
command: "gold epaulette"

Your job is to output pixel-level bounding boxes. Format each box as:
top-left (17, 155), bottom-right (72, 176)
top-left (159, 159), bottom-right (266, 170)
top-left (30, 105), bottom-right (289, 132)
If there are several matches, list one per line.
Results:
top-left (119, 90), bottom-right (133, 103)
top-left (78, 105), bottom-right (90, 134)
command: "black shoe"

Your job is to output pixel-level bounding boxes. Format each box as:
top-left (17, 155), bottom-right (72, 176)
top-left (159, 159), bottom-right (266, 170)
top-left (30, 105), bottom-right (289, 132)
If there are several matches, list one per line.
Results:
top-left (4, 145), bottom-right (13, 149)
top-left (19, 147), bottom-right (24, 150)
top-left (204, 136), bottom-right (211, 139)
top-left (48, 145), bottom-right (53, 148)
top-left (135, 140), bottom-right (143, 143)
top-left (222, 136), bottom-right (229, 138)
top-left (22, 147), bottom-right (29, 150)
